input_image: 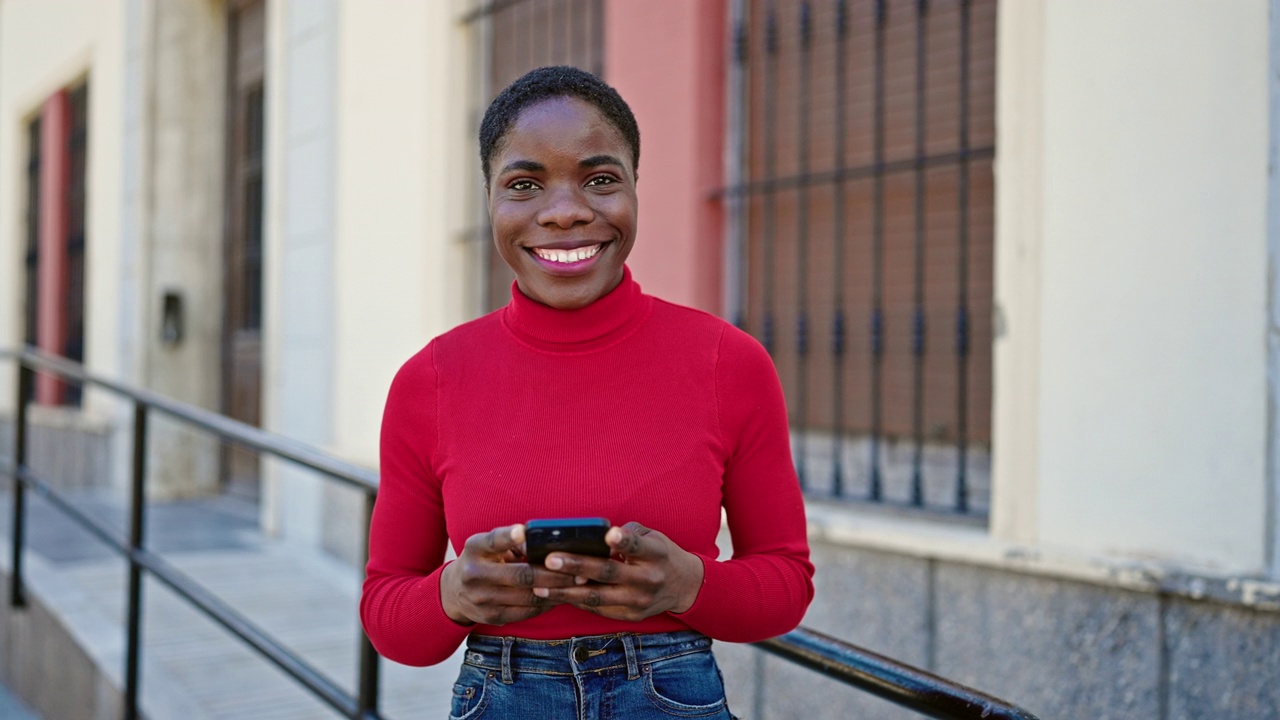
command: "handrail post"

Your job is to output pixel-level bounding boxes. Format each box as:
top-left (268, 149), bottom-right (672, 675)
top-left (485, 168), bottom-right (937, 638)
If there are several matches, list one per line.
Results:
top-left (124, 402), bottom-right (148, 720)
top-left (356, 491), bottom-right (380, 718)
top-left (9, 362), bottom-right (32, 608)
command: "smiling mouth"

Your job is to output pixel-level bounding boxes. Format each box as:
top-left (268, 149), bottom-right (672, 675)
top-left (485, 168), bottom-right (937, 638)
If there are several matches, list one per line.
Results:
top-left (529, 243), bottom-right (605, 265)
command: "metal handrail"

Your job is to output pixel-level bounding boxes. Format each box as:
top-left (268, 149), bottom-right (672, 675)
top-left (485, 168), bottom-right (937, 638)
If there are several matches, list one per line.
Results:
top-left (4, 345), bottom-right (382, 720)
top-left (4, 345), bottom-right (1041, 719)
top-left (1, 348), bottom-right (378, 491)
top-left (756, 627), bottom-right (1041, 720)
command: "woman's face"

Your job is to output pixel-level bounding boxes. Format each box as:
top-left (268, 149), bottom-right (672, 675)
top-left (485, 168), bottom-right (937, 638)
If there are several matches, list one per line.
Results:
top-left (487, 96), bottom-right (637, 310)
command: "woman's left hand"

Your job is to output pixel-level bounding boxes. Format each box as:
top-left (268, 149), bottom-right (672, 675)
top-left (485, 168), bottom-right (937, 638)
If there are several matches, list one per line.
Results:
top-left (531, 521), bottom-right (705, 621)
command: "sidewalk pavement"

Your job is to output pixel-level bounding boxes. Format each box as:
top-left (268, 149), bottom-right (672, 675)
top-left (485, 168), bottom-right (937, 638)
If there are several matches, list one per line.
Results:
top-left (0, 487), bottom-right (463, 719)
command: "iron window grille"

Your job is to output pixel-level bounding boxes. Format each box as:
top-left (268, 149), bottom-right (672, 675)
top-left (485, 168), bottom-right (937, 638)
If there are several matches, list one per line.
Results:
top-left (722, 0), bottom-right (996, 519)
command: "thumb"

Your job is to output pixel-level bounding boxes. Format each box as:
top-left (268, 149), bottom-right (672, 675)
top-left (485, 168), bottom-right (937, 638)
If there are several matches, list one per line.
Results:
top-left (608, 521), bottom-right (656, 558)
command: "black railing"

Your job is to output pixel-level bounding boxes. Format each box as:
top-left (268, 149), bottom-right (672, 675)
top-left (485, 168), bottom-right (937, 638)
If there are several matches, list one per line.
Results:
top-left (3, 346), bottom-right (382, 720)
top-left (3, 346), bottom-right (1039, 719)
top-left (756, 627), bottom-right (1040, 719)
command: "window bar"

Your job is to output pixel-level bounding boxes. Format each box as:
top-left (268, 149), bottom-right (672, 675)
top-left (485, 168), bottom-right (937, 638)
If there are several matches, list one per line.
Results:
top-left (551, 0), bottom-right (565, 62)
top-left (794, 1), bottom-right (812, 490)
top-left (729, 9), bottom-right (750, 332)
top-left (830, 0), bottom-right (849, 498)
top-left (522, 1), bottom-right (534, 74)
top-left (24, 119), bottom-right (41, 357)
top-left (592, 0), bottom-right (605, 76)
top-left (869, 0), bottom-right (887, 502)
top-left (762, 5), bottom-right (779, 357)
top-left (565, 0), bottom-right (576, 66)
top-left (954, 0), bottom-right (972, 513)
top-left (910, 0), bottom-right (929, 507)
top-left (713, 148), bottom-right (993, 197)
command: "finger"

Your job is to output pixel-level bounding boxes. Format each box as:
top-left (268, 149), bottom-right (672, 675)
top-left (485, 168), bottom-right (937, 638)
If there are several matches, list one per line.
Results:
top-left (472, 586), bottom-right (561, 609)
top-left (531, 583), bottom-right (647, 610)
top-left (545, 553), bottom-right (628, 583)
top-left (607, 522), bottom-right (658, 559)
top-left (460, 558), bottom-right (583, 589)
top-left (463, 524), bottom-right (526, 557)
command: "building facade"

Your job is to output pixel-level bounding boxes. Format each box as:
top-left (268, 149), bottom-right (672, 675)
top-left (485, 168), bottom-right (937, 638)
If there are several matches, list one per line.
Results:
top-left (1, 0), bottom-right (1278, 717)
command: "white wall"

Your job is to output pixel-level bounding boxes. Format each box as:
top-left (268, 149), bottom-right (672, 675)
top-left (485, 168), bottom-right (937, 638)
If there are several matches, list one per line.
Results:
top-left (262, 0), bottom-right (339, 543)
top-left (261, 0), bottom-right (472, 551)
top-left (0, 0), bottom-right (125, 414)
top-left (331, 0), bottom-right (474, 467)
top-left (996, 0), bottom-right (1271, 573)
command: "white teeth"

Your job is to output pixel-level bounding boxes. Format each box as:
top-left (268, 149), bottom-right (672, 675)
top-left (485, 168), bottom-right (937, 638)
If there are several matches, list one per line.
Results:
top-left (533, 244), bottom-right (602, 264)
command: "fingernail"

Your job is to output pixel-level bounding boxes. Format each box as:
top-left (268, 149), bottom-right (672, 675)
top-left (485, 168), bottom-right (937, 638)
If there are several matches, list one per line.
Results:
top-left (533, 588), bottom-right (549, 598)
top-left (546, 556), bottom-right (563, 570)
top-left (575, 576), bottom-right (589, 585)
top-left (606, 527), bottom-right (622, 544)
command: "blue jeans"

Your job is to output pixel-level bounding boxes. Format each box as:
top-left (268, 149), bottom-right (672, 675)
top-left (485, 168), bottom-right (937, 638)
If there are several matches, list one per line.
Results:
top-left (449, 631), bottom-right (736, 720)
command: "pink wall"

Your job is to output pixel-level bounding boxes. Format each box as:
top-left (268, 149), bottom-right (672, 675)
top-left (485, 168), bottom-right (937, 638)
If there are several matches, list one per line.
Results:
top-left (604, 0), bottom-right (726, 315)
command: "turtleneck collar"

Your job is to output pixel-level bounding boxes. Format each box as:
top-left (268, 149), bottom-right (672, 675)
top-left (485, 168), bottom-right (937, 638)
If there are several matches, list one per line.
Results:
top-left (502, 265), bottom-right (652, 353)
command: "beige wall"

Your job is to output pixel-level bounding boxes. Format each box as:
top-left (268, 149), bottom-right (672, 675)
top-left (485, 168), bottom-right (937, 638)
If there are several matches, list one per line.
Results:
top-left (0, 0), bottom-right (125, 416)
top-left (329, 0), bottom-right (474, 467)
top-left (259, 0), bottom-right (474, 548)
top-left (994, 0), bottom-right (1271, 573)
top-left (137, 0), bottom-right (227, 497)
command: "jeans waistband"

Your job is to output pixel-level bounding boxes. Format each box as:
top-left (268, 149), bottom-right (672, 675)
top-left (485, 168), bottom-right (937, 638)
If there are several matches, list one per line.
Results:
top-left (463, 631), bottom-right (712, 684)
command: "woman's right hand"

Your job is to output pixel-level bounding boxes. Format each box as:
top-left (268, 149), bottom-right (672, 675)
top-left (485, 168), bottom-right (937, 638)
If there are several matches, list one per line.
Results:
top-left (440, 524), bottom-right (582, 626)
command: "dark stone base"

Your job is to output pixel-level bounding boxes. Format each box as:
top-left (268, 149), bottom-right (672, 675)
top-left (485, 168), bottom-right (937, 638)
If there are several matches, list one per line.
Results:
top-left (718, 541), bottom-right (1280, 719)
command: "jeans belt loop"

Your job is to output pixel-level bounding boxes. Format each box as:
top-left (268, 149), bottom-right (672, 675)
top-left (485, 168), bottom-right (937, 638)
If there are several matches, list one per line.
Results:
top-left (501, 636), bottom-right (515, 685)
top-left (621, 633), bottom-right (640, 680)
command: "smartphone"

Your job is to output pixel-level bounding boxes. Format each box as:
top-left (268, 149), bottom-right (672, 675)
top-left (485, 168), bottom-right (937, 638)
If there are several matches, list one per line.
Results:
top-left (524, 517), bottom-right (612, 566)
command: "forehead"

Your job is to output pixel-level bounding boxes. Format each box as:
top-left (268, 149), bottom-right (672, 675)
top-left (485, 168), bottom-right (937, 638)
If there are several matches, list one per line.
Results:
top-left (497, 97), bottom-right (630, 166)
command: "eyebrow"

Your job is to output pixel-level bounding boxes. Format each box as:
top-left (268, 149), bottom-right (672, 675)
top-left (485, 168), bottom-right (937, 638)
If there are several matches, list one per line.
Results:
top-left (498, 159), bottom-right (546, 175)
top-left (580, 154), bottom-right (626, 170)
top-left (497, 154), bottom-right (627, 176)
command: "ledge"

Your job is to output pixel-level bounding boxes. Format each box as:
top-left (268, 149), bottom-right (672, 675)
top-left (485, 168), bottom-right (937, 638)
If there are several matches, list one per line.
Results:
top-left (803, 500), bottom-right (1280, 614)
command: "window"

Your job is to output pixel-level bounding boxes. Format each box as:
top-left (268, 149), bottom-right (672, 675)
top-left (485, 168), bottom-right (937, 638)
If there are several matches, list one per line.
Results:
top-left (725, 0), bottom-right (996, 517)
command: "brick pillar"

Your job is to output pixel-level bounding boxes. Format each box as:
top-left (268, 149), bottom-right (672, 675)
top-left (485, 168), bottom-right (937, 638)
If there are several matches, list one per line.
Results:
top-left (36, 90), bottom-right (71, 405)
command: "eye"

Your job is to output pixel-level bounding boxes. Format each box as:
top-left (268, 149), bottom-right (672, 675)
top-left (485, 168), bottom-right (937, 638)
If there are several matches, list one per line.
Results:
top-left (509, 179), bottom-right (539, 192)
top-left (585, 175), bottom-right (618, 188)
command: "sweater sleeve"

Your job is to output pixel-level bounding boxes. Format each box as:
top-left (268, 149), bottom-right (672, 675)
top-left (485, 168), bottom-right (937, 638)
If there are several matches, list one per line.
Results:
top-left (360, 343), bottom-right (471, 666)
top-left (673, 326), bottom-right (815, 642)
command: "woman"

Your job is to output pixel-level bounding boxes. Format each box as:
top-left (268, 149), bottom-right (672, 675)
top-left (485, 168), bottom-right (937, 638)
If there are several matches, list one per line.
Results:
top-left (361, 66), bottom-right (813, 719)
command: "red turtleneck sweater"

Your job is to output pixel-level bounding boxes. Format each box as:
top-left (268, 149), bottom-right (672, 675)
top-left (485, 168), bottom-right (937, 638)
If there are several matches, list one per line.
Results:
top-left (361, 268), bottom-right (813, 667)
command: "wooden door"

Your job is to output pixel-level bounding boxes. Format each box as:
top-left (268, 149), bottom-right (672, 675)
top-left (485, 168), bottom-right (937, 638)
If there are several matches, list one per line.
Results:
top-left (222, 0), bottom-right (266, 498)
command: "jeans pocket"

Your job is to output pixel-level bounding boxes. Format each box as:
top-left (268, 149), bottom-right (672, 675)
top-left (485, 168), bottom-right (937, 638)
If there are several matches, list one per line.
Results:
top-left (642, 650), bottom-right (729, 718)
top-left (448, 664), bottom-right (492, 720)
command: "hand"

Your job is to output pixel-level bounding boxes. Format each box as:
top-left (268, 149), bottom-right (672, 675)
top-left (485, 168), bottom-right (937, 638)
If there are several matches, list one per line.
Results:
top-left (532, 522), bottom-right (705, 622)
top-left (440, 524), bottom-right (582, 626)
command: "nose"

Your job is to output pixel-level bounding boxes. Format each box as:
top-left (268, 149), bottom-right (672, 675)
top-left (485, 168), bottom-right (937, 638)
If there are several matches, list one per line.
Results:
top-left (536, 183), bottom-right (593, 229)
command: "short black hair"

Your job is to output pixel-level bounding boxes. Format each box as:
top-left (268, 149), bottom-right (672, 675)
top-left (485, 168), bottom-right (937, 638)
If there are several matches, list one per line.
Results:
top-left (479, 66), bottom-right (640, 185)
